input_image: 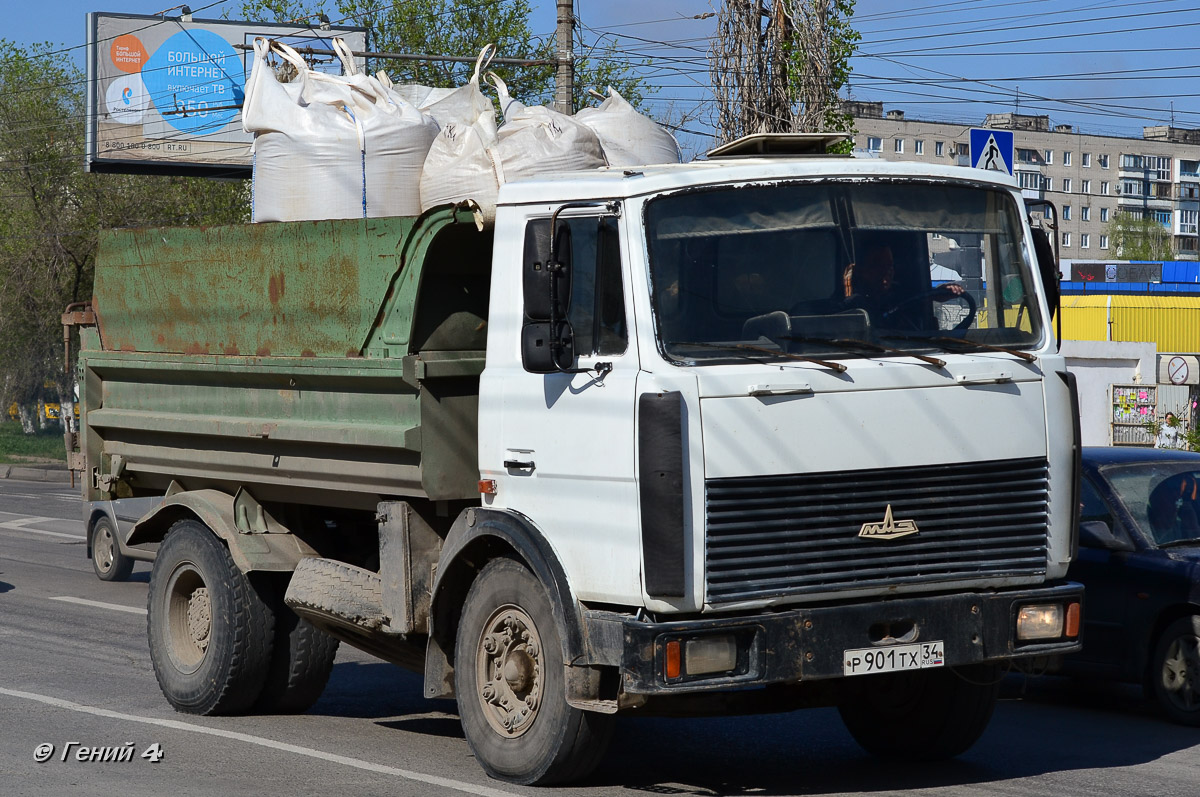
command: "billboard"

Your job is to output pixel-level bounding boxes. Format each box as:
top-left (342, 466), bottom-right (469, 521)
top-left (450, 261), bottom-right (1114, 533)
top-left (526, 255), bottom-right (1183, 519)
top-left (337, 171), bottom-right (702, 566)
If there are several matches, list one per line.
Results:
top-left (86, 12), bottom-right (367, 176)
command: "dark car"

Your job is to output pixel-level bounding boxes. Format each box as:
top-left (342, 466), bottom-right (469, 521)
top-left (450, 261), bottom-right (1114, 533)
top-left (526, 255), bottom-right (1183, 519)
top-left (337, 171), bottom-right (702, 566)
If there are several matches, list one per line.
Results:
top-left (1066, 446), bottom-right (1200, 725)
top-left (84, 497), bottom-right (162, 581)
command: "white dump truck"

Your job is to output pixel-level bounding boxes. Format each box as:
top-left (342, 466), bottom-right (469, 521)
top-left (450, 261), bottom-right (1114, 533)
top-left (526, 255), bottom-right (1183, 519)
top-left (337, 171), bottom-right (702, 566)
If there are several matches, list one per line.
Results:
top-left (71, 134), bottom-right (1083, 785)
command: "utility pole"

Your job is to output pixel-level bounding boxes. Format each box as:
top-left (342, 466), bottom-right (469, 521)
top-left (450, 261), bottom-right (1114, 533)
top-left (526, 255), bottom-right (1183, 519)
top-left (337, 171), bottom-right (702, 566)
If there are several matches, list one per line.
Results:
top-left (555, 0), bottom-right (574, 114)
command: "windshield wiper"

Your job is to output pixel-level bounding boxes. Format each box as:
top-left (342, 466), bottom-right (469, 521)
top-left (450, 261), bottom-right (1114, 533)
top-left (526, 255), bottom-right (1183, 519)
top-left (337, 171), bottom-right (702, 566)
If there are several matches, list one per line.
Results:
top-left (1157, 538), bottom-right (1200, 550)
top-left (784, 335), bottom-right (946, 369)
top-left (670, 341), bottom-right (847, 373)
top-left (881, 334), bottom-right (1038, 364)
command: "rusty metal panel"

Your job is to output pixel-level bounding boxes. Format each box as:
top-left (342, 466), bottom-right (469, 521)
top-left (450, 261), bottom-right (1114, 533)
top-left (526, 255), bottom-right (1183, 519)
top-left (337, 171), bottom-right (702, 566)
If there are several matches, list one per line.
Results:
top-left (81, 209), bottom-right (488, 508)
top-left (93, 216), bottom-right (418, 358)
top-left (1061, 295), bottom-right (1200, 351)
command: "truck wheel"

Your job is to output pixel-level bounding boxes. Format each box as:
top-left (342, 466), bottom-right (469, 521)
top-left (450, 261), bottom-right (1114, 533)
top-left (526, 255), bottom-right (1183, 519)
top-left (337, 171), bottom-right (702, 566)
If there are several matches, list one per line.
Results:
top-left (837, 664), bottom-right (999, 760)
top-left (255, 573), bottom-right (340, 714)
top-left (147, 519), bottom-right (274, 715)
top-left (455, 557), bottom-right (614, 785)
top-left (1152, 616), bottom-right (1200, 726)
top-left (91, 515), bottom-right (134, 582)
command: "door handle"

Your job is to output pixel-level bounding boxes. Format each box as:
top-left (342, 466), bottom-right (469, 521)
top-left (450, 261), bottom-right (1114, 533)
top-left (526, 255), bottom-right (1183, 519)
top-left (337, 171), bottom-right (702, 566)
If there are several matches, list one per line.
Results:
top-left (503, 460), bottom-right (536, 471)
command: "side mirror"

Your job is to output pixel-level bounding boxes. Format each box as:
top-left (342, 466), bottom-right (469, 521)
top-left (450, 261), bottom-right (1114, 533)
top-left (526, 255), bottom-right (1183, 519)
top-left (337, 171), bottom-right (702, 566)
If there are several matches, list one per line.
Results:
top-left (521, 218), bottom-right (576, 373)
top-left (521, 322), bottom-right (575, 374)
top-left (522, 219), bottom-right (572, 322)
top-left (1030, 226), bottom-right (1060, 319)
top-left (1079, 520), bottom-right (1135, 552)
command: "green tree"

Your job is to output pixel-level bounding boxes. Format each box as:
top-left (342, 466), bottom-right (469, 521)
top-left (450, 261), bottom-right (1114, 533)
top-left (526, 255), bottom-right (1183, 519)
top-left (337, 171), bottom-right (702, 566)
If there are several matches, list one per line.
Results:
top-left (0, 40), bottom-right (247, 432)
top-left (236, 0), bottom-right (647, 111)
top-left (1107, 211), bottom-right (1173, 261)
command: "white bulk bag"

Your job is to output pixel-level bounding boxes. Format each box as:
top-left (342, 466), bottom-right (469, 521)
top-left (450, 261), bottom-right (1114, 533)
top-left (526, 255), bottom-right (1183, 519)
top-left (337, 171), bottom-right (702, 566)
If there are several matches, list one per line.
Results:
top-left (418, 47), bottom-right (504, 221)
top-left (575, 87), bottom-right (682, 167)
top-left (489, 73), bottom-right (608, 184)
top-left (243, 38), bottom-right (437, 222)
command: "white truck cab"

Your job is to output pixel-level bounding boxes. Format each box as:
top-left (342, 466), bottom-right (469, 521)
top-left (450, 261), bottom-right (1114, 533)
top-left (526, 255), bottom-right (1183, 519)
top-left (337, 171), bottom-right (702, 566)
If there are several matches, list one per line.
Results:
top-left (465, 147), bottom-right (1081, 775)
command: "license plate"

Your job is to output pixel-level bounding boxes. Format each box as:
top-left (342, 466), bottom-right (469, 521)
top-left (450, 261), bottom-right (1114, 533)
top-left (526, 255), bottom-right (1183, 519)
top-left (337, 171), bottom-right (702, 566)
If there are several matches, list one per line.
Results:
top-left (843, 641), bottom-right (945, 676)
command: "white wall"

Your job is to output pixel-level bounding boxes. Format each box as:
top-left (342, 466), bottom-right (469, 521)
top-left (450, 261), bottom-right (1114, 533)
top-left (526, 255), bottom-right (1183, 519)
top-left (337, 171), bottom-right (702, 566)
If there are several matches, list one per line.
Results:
top-left (1062, 339), bottom-right (1158, 446)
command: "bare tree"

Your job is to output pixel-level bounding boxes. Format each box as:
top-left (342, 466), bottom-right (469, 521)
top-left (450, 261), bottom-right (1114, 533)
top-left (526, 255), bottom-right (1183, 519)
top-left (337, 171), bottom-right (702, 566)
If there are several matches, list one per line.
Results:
top-left (710, 1), bottom-right (859, 145)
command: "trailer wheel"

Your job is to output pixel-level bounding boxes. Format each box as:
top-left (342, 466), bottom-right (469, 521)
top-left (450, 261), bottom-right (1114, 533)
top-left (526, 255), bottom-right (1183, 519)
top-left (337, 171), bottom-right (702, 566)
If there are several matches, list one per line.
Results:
top-left (147, 519), bottom-right (274, 715)
top-left (91, 515), bottom-right (134, 582)
top-left (455, 557), bottom-right (614, 785)
top-left (254, 573), bottom-right (340, 714)
top-left (837, 664), bottom-right (999, 760)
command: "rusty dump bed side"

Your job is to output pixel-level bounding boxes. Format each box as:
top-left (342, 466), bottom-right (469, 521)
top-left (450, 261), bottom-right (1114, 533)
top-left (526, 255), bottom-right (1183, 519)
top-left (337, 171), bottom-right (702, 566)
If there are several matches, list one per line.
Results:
top-left (79, 207), bottom-right (493, 509)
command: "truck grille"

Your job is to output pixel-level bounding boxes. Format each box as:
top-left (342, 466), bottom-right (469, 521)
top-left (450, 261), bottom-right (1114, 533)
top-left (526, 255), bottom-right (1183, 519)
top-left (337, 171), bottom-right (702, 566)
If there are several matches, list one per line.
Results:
top-left (705, 457), bottom-right (1049, 603)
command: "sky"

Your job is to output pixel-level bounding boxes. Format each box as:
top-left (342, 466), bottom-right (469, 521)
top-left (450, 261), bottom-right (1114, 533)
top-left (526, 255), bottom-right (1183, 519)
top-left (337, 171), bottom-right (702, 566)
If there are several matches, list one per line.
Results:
top-left (10, 0), bottom-right (1200, 155)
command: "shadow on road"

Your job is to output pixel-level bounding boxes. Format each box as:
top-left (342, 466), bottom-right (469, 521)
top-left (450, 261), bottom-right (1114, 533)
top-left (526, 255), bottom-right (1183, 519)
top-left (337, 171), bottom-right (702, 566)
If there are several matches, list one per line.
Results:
top-left (303, 659), bottom-right (1200, 794)
top-left (578, 677), bottom-right (1200, 795)
top-left (0, 579), bottom-right (12, 593)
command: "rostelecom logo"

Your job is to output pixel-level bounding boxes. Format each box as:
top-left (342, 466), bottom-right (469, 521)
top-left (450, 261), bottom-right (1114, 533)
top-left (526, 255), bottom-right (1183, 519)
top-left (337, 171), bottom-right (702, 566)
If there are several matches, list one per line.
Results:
top-left (858, 505), bottom-right (920, 540)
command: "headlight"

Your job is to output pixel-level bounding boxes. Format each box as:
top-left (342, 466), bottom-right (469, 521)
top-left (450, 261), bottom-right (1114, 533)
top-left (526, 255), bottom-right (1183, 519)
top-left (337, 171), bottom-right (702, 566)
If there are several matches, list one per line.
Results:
top-left (1017, 603), bottom-right (1064, 640)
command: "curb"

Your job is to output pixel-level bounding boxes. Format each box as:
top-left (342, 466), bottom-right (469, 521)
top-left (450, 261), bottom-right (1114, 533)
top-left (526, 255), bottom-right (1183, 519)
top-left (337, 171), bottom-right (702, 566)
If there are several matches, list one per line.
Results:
top-left (0, 464), bottom-right (74, 484)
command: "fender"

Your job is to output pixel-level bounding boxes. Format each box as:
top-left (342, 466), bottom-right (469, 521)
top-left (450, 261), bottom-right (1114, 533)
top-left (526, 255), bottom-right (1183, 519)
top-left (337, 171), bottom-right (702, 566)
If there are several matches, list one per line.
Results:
top-left (127, 488), bottom-right (316, 573)
top-left (423, 507), bottom-right (588, 700)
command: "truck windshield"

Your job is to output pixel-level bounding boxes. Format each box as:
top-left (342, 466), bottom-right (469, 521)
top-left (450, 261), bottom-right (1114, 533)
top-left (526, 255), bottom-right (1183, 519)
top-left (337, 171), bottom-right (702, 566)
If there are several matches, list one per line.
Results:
top-left (645, 180), bottom-right (1043, 364)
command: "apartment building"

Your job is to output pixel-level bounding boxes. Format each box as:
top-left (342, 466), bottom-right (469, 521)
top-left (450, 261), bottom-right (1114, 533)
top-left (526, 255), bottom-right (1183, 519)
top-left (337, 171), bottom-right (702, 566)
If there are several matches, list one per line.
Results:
top-left (847, 102), bottom-right (1200, 261)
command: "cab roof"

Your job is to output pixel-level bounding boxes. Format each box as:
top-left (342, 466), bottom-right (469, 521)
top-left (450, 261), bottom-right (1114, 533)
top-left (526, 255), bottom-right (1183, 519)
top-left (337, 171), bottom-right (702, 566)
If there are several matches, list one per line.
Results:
top-left (496, 157), bottom-right (1023, 207)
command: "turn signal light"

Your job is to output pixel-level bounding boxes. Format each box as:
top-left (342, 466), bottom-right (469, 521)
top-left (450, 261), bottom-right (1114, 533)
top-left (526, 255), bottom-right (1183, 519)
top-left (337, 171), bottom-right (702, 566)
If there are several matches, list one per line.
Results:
top-left (478, 479), bottom-right (497, 495)
top-left (1065, 601), bottom-right (1081, 638)
top-left (665, 640), bottom-right (681, 679)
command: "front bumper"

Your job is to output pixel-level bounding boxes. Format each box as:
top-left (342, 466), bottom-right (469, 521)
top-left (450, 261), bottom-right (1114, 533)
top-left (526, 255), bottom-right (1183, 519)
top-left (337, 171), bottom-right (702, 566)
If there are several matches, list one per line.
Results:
top-left (584, 583), bottom-right (1082, 696)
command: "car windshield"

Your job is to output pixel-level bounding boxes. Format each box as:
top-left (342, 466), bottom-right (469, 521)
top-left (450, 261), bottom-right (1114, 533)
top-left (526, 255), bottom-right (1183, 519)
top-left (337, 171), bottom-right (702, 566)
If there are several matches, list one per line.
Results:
top-left (1102, 462), bottom-right (1200, 547)
top-left (644, 180), bottom-right (1043, 364)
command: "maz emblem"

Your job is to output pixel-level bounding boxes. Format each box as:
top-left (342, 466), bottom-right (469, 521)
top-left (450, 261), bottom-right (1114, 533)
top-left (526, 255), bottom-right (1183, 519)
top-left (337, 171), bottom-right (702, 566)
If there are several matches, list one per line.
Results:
top-left (858, 504), bottom-right (920, 540)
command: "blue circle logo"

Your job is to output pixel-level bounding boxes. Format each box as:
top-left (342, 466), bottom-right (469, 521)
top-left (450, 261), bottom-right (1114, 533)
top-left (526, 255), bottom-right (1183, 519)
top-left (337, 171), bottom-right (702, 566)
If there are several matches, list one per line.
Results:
top-left (142, 30), bottom-right (244, 135)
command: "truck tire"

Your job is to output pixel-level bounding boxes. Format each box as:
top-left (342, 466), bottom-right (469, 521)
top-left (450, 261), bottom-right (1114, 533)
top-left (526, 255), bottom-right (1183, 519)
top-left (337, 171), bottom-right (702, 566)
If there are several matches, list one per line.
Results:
top-left (1151, 615), bottom-right (1200, 726)
top-left (91, 515), bottom-right (134, 582)
top-left (454, 557), bottom-right (614, 785)
top-left (254, 572), bottom-right (340, 714)
top-left (283, 557), bottom-right (386, 630)
top-left (147, 519), bottom-right (274, 715)
top-left (837, 664), bottom-right (1000, 760)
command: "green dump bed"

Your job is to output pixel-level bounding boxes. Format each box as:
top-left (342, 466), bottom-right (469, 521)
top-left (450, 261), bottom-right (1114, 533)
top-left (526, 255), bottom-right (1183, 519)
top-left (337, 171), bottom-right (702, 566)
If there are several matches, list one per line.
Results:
top-left (79, 208), bottom-right (493, 509)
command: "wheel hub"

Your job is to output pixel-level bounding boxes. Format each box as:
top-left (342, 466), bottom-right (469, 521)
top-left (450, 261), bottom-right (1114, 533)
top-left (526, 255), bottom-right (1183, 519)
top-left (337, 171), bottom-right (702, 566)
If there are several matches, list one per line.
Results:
top-left (1164, 634), bottom-right (1200, 710)
top-left (476, 607), bottom-right (543, 738)
top-left (187, 587), bottom-right (211, 652)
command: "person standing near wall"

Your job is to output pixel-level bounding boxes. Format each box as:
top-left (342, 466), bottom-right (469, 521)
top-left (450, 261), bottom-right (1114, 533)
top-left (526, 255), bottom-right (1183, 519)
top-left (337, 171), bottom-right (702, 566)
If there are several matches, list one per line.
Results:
top-left (1157, 411), bottom-right (1184, 450)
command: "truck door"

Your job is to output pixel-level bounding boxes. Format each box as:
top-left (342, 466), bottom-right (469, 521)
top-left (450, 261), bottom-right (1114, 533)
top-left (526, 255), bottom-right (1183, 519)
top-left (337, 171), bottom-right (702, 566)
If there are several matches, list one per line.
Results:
top-left (484, 211), bottom-right (642, 604)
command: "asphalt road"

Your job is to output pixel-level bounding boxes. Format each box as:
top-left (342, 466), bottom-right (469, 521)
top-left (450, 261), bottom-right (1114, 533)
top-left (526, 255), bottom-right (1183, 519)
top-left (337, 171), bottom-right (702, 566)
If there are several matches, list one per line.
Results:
top-left (2, 477), bottom-right (1200, 796)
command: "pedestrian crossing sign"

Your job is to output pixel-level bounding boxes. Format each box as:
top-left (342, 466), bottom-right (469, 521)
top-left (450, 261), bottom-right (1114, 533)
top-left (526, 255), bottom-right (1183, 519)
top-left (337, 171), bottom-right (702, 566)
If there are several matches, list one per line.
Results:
top-left (969, 128), bottom-right (1014, 175)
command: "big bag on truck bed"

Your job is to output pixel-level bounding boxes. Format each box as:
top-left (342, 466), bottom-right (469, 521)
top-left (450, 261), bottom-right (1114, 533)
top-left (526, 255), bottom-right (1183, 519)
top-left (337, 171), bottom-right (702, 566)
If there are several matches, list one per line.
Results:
top-left (418, 55), bottom-right (606, 225)
top-left (244, 38), bottom-right (437, 223)
top-left (575, 87), bottom-right (682, 167)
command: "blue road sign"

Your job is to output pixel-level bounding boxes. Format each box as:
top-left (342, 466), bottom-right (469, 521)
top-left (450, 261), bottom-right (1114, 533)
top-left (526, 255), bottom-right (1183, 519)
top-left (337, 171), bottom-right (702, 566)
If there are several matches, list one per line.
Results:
top-left (969, 128), bottom-right (1014, 175)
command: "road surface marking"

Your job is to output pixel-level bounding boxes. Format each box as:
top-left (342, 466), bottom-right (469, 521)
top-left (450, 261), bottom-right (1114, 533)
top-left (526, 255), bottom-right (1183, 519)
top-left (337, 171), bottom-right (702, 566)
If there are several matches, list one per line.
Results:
top-left (0, 517), bottom-right (80, 539)
top-left (51, 596), bottom-right (147, 616)
top-left (0, 687), bottom-right (520, 797)
top-left (0, 491), bottom-right (78, 501)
